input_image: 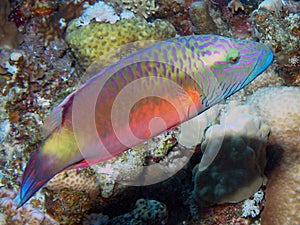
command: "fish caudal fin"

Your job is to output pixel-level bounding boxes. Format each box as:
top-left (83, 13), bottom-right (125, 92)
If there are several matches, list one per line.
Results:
top-left (17, 150), bottom-right (60, 207)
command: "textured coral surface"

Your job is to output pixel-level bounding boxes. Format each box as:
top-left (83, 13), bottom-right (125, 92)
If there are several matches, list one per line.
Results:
top-left (66, 17), bottom-right (176, 68)
top-left (248, 87), bottom-right (300, 225)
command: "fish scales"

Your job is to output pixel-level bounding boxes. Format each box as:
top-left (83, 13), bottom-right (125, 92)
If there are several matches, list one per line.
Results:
top-left (17, 35), bottom-right (273, 206)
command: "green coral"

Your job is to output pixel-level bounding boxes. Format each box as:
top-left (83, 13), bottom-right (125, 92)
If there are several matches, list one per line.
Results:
top-left (66, 18), bottom-right (176, 68)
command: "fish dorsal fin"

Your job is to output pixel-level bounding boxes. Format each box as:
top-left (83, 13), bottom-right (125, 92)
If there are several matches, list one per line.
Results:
top-left (42, 107), bottom-right (63, 138)
top-left (79, 40), bottom-right (159, 85)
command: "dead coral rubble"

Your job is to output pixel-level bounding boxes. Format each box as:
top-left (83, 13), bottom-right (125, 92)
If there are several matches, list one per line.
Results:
top-left (0, 0), bottom-right (22, 49)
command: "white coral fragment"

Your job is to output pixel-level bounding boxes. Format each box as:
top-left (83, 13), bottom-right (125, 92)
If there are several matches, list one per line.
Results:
top-left (75, 1), bottom-right (120, 27)
top-left (120, 10), bottom-right (136, 19)
top-left (242, 190), bottom-right (264, 218)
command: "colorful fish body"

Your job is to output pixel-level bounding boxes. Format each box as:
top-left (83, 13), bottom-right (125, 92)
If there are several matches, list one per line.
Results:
top-left (17, 35), bottom-right (273, 206)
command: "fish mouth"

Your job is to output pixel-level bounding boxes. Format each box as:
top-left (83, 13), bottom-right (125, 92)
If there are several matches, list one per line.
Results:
top-left (251, 45), bottom-right (273, 78)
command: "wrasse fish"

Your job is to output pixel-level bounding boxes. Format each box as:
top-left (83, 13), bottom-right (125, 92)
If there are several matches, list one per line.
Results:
top-left (17, 35), bottom-right (273, 206)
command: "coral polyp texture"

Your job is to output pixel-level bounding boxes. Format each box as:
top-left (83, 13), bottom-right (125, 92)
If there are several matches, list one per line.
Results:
top-left (192, 104), bottom-right (269, 207)
top-left (247, 87), bottom-right (300, 225)
top-left (66, 17), bottom-right (176, 68)
top-left (46, 168), bottom-right (99, 195)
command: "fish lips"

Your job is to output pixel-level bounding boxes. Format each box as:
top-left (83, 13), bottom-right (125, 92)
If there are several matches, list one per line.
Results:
top-left (249, 44), bottom-right (273, 80)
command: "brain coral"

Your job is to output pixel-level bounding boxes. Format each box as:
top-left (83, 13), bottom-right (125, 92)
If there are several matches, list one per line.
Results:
top-left (192, 104), bottom-right (269, 206)
top-left (66, 18), bottom-right (176, 68)
top-left (247, 86), bottom-right (300, 225)
top-left (46, 168), bottom-right (98, 195)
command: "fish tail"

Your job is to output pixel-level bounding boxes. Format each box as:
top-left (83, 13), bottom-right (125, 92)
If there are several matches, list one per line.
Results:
top-left (17, 150), bottom-right (57, 207)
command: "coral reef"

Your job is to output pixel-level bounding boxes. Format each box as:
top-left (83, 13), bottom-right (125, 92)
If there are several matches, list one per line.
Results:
top-left (42, 128), bottom-right (184, 224)
top-left (0, 0), bottom-right (299, 224)
top-left (0, 187), bottom-right (59, 224)
top-left (206, 0), bottom-right (256, 39)
top-left (0, 0), bottom-right (22, 49)
top-left (192, 104), bottom-right (269, 206)
top-left (228, 0), bottom-right (245, 13)
top-left (155, 0), bottom-right (196, 35)
top-left (247, 87), bottom-right (300, 225)
top-left (109, 198), bottom-right (168, 225)
top-left (105, 0), bottom-right (159, 18)
top-left (75, 1), bottom-right (120, 26)
top-left (189, 1), bottom-right (217, 34)
top-left (66, 17), bottom-right (176, 68)
top-left (252, 2), bottom-right (300, 63)
top-left (90, 147), bottom-right (147, 198)
top-left (45, 188), bottom-right (94, 225)
top-left (241, 189), bottom-right (264, 218)
top-left (0, 3), bottom-right (79, 220)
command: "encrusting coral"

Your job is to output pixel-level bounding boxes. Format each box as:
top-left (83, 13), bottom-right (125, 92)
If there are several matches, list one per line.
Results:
top-left (192, 104), bottom-right (269, 207)
top-left (247, 86), bottom-right (300, 225)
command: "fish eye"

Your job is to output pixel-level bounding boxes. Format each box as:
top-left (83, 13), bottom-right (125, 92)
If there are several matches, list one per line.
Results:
top-left (229, 56), bottom-right (240, 64)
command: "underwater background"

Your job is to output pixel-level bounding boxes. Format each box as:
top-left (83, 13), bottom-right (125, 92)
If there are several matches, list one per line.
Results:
top-left (0, 0), bottom-right (300, 224)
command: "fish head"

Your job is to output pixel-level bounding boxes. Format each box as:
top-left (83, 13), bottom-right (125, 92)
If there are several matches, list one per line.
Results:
top-left (196, 35), bottom-right (273, 102)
